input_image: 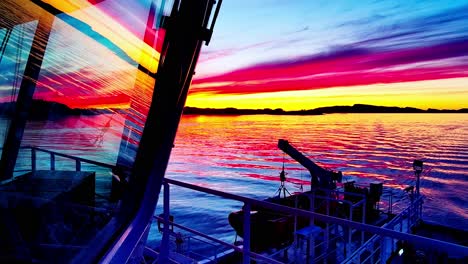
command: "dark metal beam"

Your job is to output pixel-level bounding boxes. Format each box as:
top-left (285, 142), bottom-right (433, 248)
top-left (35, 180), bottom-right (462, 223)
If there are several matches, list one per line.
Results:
top-left (121, 0), bottom-right (214, 218)
top-left (0, 14), bottom-right (54, 180)
top-left (100, 0), bottom-right (218, 262)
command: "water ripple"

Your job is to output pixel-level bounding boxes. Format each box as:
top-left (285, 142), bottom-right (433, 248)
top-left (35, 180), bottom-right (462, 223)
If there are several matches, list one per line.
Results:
top-left (167, 113), bottom-right (468, 233)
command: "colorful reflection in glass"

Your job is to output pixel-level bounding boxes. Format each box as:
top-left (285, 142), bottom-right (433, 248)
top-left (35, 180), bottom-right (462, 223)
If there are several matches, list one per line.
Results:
top-left (0, 0), bottom-right (171, 262)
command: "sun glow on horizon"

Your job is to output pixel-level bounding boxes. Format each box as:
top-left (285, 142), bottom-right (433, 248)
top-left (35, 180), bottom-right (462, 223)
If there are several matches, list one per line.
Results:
top-left (186, 0), bottom-right (468, 111)
top-left (187, 78), bottom-right (468, 110)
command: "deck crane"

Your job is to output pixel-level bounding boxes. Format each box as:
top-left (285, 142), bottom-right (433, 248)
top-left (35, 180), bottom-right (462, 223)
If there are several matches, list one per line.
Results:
top-left (278, 139), bottom-right (342, 189)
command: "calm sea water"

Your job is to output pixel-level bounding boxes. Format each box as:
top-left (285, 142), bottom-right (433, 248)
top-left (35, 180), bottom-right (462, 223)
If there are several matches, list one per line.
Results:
top-left (2, 114), bottom-right (466, 246)
top-left (159, 113), bottom-right (468, 244)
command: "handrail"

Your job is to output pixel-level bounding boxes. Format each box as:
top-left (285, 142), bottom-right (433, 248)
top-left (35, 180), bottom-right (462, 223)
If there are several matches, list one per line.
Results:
top-left (28, 146), bottom-right (115, 170)
top-left (343, 196), bottom-right (425, 263)
top-left (153, 216), bottom-right (283, 264)
top-left (343, 233), bottom-right (380, 263)
top-left (163, 178), bottom-right (468, 257)
top-left (1, 146), bottom-right (116, 182)
top-left (384, 196), bottom-right (423, 229)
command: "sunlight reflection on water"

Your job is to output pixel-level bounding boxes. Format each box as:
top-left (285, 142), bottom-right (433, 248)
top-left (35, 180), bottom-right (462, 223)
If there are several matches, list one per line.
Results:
top-left (3, 113), bottom-right (465, 245)
top-left (161, 113), bottom-right (468, 241)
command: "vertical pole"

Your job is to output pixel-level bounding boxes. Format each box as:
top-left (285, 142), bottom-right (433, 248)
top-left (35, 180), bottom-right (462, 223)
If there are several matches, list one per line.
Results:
top-left (380, 236), bottom-right (386, 263)
top-left (362, 200), bottom-right (366, 245)
top-left (389, 190), bottom-right (393, 214)
top-left (310, 237), bottom-right (316, 263)
top-left (50, 153), bottom-right (55, 170)
top-left (310, 192), bottom-right (315, 226)
top-left (415, 171), bottom-right (420, 197)
top-left (159, 182), bottom-right (170, 262)
top-left (325, 196), bottom-right (330, 251)
top-left (415, 170), bottom-right (423, 223)
top-left (347, 208), bottom-right (353, 257)
top-left (243, 203), bottom-right (251, 264)
top-left (31, 148), bottom-right (36, 172)
top-left (76, 160), bottom-right (81, 171)
top-left (0, 15), bottom-right (54, 181)
top-left (410, 200), bottom-right (413, 225)
top-left (416, 198), bottom-right (419, 223)
top-left (419, 196), bottom-right (423, 221)
top-left (294, 196), bottom-right (298, 233)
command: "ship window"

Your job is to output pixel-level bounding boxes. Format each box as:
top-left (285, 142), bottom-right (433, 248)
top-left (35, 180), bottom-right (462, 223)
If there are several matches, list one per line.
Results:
top-left (0, 0), bottom-right (171, 262)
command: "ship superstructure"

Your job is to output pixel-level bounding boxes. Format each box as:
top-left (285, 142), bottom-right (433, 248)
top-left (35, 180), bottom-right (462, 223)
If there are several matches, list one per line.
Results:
top-left (0, 0), bottom-right (220, 262)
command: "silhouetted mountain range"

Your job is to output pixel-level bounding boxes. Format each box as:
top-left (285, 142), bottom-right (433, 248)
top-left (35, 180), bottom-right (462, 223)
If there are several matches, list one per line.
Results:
top-left (184, 104), bottom-right (468, 115)
top-left (0, 101), bottom-right (465, 120)
top-left (0, 100), bottom-right (112, 120)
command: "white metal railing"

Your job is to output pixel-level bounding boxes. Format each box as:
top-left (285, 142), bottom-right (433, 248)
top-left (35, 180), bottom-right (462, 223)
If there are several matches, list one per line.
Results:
top-left (342, 195), bottom-right (423, 264)
top-left (154, 181), bottom-right (283, 264)
top-left (0, 146), bottom-right (116, 180)
top-left (150, 178), bottom-right (468, 264)
top-left (27, 146), bottom-right (116, 171)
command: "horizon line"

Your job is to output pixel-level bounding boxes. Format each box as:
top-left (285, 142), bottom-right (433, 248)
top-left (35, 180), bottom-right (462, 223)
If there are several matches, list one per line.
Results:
top-left (183, 104), bottom-right (468, 112)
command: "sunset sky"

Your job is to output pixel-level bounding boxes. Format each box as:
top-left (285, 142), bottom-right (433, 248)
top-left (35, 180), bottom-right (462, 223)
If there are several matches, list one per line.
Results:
top-left (0, 0), bottom-right (467, 110)
top-left (188, 0), bottom-right (468, 110)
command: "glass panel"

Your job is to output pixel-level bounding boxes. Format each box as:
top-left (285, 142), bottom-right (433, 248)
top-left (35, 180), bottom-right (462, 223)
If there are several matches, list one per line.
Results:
top-left (0, 0), bottom-right (171, 262)
top-left (0, 22), bottom-right (38, 153)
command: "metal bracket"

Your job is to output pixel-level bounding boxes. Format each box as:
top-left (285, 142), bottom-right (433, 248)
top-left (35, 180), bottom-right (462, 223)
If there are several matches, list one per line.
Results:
top-left (204, 0), bottom-right (223, 45)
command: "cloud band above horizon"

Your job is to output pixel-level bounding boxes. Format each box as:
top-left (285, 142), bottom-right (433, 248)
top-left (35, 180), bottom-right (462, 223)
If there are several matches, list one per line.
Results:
top-left (188, 1), bottom-right (468, 110)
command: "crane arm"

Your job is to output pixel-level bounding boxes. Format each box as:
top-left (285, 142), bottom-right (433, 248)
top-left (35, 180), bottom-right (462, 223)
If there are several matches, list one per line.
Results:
top-left (278, 139), bottom-right (341, 189)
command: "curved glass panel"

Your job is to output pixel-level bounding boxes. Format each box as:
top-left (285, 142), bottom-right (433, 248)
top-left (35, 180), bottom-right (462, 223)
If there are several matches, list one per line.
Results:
top-left (0, 0), bottom-right (171, 262)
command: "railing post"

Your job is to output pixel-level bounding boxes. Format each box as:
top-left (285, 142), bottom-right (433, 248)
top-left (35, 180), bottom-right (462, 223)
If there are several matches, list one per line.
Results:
top-left (389, 189), bottom-right (393, 214)
top-left (31, 148), bottom-right (36, 172)
top-left (50, 153), bottom-right (55, 171)
top-left (419, 196), bottom-right (423, 222)
top-left (325, 196), bottom-right (330, 251)
top-left (409, 205), bottom-right (413, 230)
top-left (159, 181), bottom-right (171, 262)
top-left (310, 191), bottom-right (315, 226)
top-left (347, 205), bottom-right (354, 257)
top-left (380, 235), bottom-right (391, 262)
top-left (362, 199), bottom-right (366, 245)
top-left (380, 236), bottom-right (384, 262)
top-left (243, 202), bottom-right (251, 264)
top-left (76, 160), bottom-right (81, 171)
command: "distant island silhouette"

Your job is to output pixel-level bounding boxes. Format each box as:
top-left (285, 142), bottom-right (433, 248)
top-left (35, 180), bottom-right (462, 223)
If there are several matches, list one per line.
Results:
top-left (0, 100), bottom-right (465, 120)
top-left (184, 104), bottom-right (468, 115)
top-left (0, 99), bottom-right (112, 120)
